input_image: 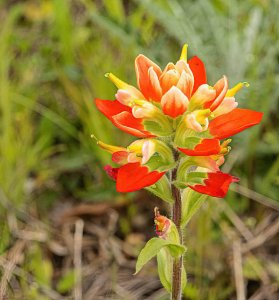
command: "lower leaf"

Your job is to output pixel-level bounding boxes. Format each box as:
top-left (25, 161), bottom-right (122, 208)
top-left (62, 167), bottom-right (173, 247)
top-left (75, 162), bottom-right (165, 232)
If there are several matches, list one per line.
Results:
top-left (157, 248), bottom-right (172, 293)
top-left (135, 237), bottom-right (186, 274)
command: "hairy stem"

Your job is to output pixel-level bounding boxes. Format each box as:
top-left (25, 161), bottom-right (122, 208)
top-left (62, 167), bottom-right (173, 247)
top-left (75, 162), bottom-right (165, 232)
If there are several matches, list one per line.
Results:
top-left (171, 154), bottom-right (182, 300)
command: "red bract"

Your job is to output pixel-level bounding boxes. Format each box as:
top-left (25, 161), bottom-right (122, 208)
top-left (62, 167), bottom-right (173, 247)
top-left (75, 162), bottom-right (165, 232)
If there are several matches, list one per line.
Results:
top-left (178, 138), bottom-right (221, 156)
top-left (188, 56), bottom-right (207, 93)
top-left (189, 172), bottom-right (239, 198)
top-left (95, 99), bottom-right (154, 138)
top-left (209, 108), bottom-right (264, 139)
top-left (116, 163), bottom-right (165, 193)
top-left (104, 165), bottom-right (119, 181)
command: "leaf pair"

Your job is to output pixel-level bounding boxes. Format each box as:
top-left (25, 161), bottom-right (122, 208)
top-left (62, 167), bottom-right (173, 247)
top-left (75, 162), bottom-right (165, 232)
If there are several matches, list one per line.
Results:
top-left (157, 248), bottom-right (188, 294)
top-left (135, 237), bottom-right (186, 274)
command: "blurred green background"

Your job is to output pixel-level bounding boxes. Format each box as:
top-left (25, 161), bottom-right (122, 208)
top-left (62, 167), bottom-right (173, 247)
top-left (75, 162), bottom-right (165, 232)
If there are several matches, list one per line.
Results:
top-left (0, 0), bottom-right (278, 299)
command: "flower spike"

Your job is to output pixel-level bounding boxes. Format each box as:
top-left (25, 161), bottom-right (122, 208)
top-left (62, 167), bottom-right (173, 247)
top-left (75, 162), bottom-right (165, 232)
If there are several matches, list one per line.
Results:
top-left (95, 44), bottom-right (263, 200)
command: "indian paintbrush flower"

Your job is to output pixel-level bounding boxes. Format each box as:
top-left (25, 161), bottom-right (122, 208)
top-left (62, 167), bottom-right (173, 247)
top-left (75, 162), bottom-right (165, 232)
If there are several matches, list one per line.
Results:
top-left (95, 44), bottom-right (262, 197)
top-left (95, 44), bottom-right (263, 299)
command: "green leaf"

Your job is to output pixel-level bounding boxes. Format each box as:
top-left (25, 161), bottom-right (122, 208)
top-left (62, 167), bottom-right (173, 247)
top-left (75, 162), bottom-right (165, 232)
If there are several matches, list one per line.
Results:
top-left (0, 222), bottom-right (10, 254)
top-left (181, 188), bottom-right (207, 227)
top-left (143, 139), bottom-right (176, 172)
top-left (182, 263), bottom-right (188, 294)
top-left (143, 115), bottom-right (173, 137)
top-left (145, 175), bottom-right (174, 203)
top-left (103, 0), bottom-right (125, 24)
top-left (182, 282), bottom-right (199, 299)
top-left (176, 136), bottom-right (201, 149)
top-left (157, 248), bottom-right (172, 293)
top-left (174, 122), bottom-right (210, 147)
top-left (135, 237), bottom-right (186, 274)
top-left (157, 248), bottom-right (188, 294)
top-left (57, 270), bottom-right (76, 293)
top-left (28, 244), bottom-right (53, 286)
top-left (176, 157), bottom-right (197, 184)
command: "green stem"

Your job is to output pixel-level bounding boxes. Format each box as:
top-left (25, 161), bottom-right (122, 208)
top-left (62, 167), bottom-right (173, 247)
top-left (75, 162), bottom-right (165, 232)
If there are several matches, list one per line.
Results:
top-left (171, 154), bottom-right (183, 300)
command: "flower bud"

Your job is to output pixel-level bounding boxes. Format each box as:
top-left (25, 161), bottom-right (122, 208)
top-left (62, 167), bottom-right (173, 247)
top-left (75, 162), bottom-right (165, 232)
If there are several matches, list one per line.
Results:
top-left (106, 72), bottom-right (144, 105)
top-left (154, 207), bottom-right (180, 243)
top-left (132, 100), bottom-right (159, 118)
top-left (185, 109), bottom-right (212, 132)
top-left (188, 84), bottom-right (216, 111)
top-left (161, 86), bottom-right (189, 118)
top-left (127, 139), bottom-right (155, 164)
top-left (160, 65), bottom-right (181, 93)
top-left (154, 207), bottom-right (171, 239)
top-left (213, 97), bottom-right (238, 117)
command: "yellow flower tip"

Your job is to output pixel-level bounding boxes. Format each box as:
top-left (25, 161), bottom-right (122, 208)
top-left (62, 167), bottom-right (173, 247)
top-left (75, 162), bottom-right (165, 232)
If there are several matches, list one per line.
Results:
top-left (220, 139), bottom-right (232, 154)
top-left (105, 72), bottom-right (128, 89)
top-left (221, 139), bottom-right (232, 147)
top-left (97, 140), bottom-right (126, 154)
top-left (90, 134), bottom-right (97, 140)
top-left (180, 43), bottom-right (188, 61)
top-left (226, 82), bottom-right (250, 97)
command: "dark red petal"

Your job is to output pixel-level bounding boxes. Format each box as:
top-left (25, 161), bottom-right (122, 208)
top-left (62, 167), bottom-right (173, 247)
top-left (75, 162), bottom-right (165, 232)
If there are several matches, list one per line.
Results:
top-left (209, 108), bottom-right (263, 139)
top-left (116, 162), bottom-right (165, 193)
top-left (112, 111), bottom-right (155, 138)
top-left (188, 56), bottom-right (207, 94)
top-left (95, 99), bottom-right (154, 138)
top-left (104, 165), bottom-right (119, 181)
top-left (178, 138), bottom-right (221, 156)
top-left (189, 172), bottom-right (239, 198)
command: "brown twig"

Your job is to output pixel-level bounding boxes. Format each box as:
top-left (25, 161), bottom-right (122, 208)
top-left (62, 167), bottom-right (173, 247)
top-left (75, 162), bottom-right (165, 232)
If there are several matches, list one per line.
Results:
top-left (216, 199), bottom-right (254, 241)
top-left (74, 219), bottom-right (84, 300)
top-left (0, 240), bottom-right (26, 299)
top-left (242, 218), bottom-right (279, 253)
top-left (233, 240), bottom-right (246, 300)
top-left (231, 184), bottom-right (279, 212)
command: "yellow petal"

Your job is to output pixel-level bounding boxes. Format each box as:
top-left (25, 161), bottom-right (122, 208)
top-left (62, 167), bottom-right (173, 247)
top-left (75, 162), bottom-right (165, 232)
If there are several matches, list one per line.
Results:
top-left (226, 82), bottom-right (249, 97)
top-left (105, 72), bottom-right (129, 89)
top-left (180, 44), bottom-right (188, 61)
top-left (97, 140), bottom-right (126, 154)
